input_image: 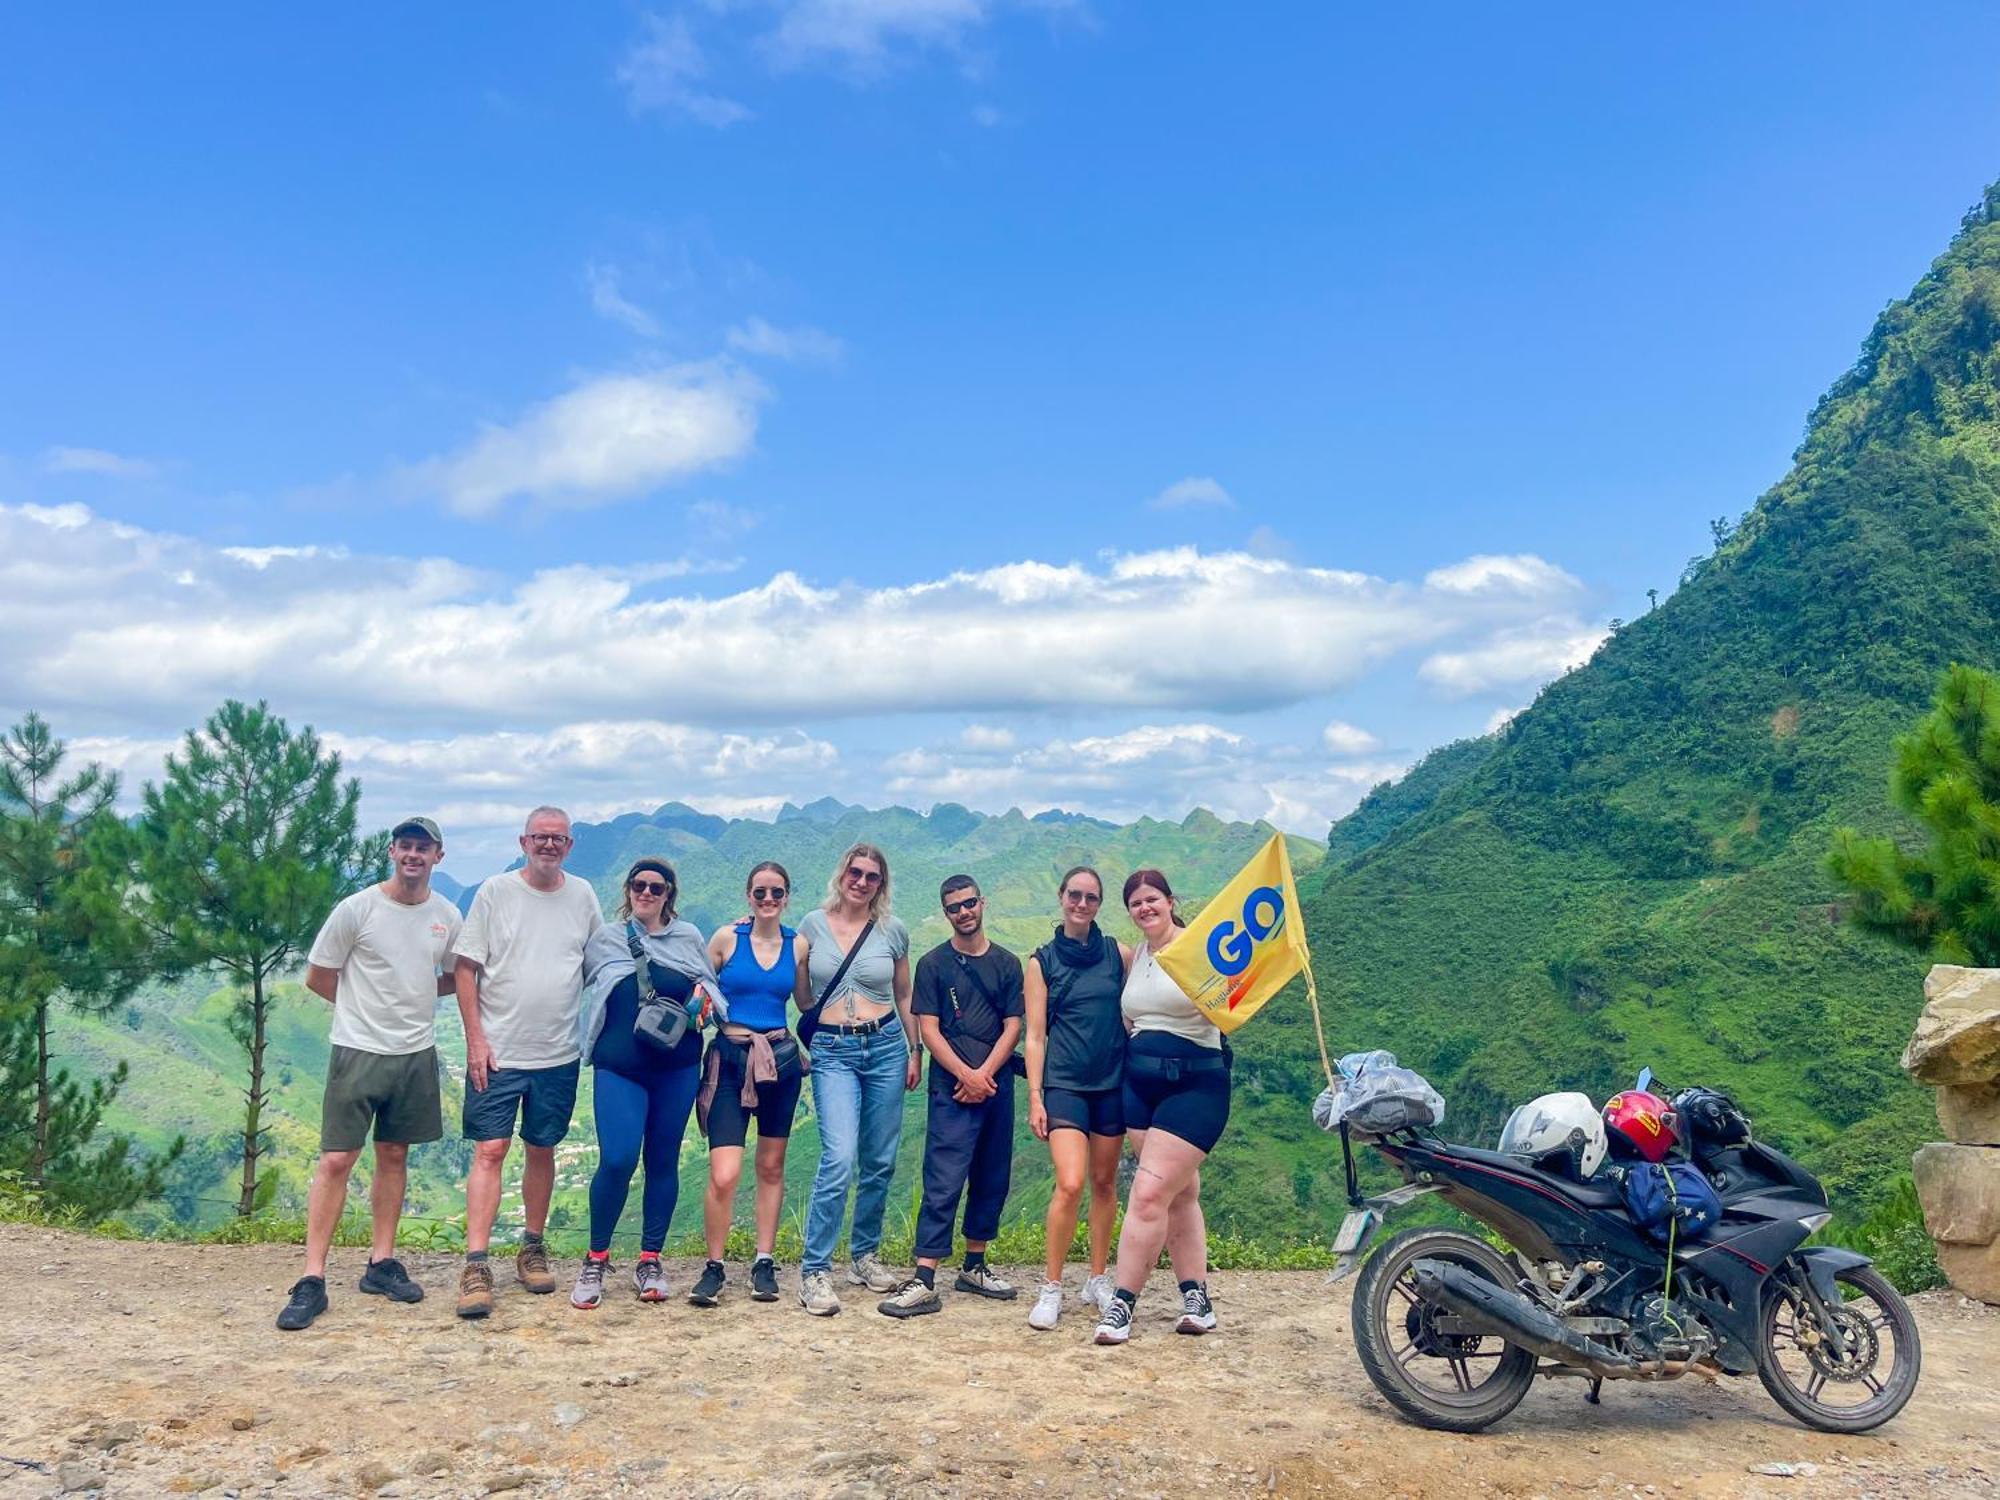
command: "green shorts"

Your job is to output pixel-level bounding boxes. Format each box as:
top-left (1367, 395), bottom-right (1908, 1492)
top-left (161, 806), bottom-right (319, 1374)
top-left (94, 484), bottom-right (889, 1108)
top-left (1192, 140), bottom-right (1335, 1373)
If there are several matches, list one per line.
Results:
top-left (321, 1044), bottom-right (444, 1152)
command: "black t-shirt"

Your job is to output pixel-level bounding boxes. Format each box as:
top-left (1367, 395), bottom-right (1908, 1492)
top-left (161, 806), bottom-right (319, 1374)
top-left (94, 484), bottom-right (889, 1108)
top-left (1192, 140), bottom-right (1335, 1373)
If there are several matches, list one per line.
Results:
top-left (591, 961), bottom-right (699, 1080)
top-left (913, 941), bottom-right (1024, 1093)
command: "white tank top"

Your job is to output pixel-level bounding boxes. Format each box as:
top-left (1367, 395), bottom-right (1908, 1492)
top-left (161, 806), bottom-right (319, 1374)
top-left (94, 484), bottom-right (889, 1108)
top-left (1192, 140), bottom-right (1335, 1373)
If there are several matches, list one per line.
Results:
top-left (1121, 943), bottom-right (1222, 1049)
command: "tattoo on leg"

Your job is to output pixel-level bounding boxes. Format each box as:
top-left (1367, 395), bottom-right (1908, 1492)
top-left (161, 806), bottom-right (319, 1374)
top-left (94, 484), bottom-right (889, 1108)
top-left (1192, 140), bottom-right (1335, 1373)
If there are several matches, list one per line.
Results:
top-left (1136, 1164), bottom-right (1167, 1181)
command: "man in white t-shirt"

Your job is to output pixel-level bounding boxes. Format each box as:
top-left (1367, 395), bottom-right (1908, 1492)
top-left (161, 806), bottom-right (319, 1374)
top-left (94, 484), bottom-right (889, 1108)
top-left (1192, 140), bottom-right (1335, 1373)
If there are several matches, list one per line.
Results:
top-left (276, 817), bottom-right (461, 1332)
top-left (452, 805), bottom-right (605, 1318)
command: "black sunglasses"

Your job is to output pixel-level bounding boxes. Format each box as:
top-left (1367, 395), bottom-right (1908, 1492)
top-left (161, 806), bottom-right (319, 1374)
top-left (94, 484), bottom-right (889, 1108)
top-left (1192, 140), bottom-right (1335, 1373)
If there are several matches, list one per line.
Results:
top-left (750, 885), bottom-right (788, 901)
top-left (943, 895), bottom-right (981, 915)
top-left (1062, 888), bottom-right (1103, 905)
top-left (845, 865), bottom-right (883, 886)
top-left (628, 878), bottom-right (669, 896)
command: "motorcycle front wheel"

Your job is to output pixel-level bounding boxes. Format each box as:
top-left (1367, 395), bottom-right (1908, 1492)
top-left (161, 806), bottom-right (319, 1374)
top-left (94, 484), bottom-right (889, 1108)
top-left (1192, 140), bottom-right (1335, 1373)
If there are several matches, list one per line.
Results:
top-left (1756, 1260), bottom-right (1921, 1433)
top-left (1351, 1227), bottom-right (1538, 1433)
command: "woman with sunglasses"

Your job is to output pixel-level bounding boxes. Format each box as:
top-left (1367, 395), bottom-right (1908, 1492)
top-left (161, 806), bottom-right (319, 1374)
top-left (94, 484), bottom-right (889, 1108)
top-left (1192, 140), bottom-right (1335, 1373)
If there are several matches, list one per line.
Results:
top-left (793, 842), bottom-right (916, 1316)
top-left (1093, 868), bottom-right (1228, 1345)
top-left (1023, 864), bottom-right (1132, 1331)
top-left (571, 858), bottom-right (724, 1309)
top-left (688, 861), bottom-right (806, 1307)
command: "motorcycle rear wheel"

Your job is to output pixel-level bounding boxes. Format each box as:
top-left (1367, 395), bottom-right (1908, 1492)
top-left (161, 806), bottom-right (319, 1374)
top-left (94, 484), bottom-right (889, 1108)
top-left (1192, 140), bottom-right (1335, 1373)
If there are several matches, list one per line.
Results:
top-left (1756, 1261), bottom-right (1921, 1433)
top-left (1351, 1227), bottom-right (1538, 1432)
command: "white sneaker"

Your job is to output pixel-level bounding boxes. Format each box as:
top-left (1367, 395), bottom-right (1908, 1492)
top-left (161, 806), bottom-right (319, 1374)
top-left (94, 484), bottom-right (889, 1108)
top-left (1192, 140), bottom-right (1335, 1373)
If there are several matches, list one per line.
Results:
top-left (799, 1269), bottom-right (842, 1316)
top-left (1027, 1279), bottom-right (1064, 1330)
top-left (1080, 1271), bottom-right (1114, 1312)
top-left (1094, 1296), bottom-right (1134, 1345)
top-left (848, 1252), bottom-right (899, 1293)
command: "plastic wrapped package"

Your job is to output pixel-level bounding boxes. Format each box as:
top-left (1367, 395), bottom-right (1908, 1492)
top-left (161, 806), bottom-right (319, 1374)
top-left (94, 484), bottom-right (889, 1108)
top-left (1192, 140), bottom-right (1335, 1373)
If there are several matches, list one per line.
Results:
top-left (1312, 1049), bottom-right (1446, 1136)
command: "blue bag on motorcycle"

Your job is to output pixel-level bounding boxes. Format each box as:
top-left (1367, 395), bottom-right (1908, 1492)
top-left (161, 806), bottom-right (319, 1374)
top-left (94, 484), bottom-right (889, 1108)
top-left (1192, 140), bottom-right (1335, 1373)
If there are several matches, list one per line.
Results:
top-left (1619, 1160), bottom-right (1722, 1244)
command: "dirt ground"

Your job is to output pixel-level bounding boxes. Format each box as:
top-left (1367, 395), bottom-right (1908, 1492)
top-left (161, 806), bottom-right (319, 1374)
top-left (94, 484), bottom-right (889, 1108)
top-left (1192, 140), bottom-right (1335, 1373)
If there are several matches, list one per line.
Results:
top-left (1, 1225), bottom-right (1994, 1500)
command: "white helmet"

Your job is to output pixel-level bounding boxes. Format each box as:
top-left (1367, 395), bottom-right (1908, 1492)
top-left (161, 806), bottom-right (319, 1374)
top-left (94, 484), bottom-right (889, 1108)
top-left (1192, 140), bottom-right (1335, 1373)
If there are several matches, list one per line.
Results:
top-left (1499, 1091), bottom-right (1607, 1178)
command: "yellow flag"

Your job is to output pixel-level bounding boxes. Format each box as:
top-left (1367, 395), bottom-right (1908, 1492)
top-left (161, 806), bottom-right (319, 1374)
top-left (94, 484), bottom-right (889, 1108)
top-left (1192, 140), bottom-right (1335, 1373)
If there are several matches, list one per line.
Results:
top-left (1156, 832), bottom-right (1311, 1034)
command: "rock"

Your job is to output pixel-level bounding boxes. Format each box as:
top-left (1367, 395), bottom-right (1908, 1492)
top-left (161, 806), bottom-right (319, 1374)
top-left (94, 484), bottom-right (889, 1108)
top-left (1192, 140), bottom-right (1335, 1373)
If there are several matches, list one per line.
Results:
top-left (1935, 1239), bottom-right (2000, 1306)
top-left (57, 1460), bottom-right (107, 1492)
top-left (1904, 967), bottom-right (2000, 1084)
top-left (1913, 1143), bottom-right (2000, 1244)
top-left (551, 1402), bottom-right (585, 1429)
top-left (229, 1415), bottom-right (256, 1432)
top-left (1747, 1461), bottom-right (1818, 1477)
top-left (1940, 1080), bottom-right (2000, 1145)
top-left (91, 1420), bottom-right (143, 1450)
top-left (411, 1451), bottom-right (452, 1476)
top-left (356, 1460), bottom-right (399, 1490)
top-left (485, 1472), bottom-right (536, 1494)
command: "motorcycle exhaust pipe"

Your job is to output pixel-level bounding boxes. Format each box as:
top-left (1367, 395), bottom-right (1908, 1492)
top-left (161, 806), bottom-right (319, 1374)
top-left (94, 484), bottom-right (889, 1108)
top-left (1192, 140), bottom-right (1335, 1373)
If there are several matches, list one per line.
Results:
top-left (1411, 1260), bottom-right (1698, 1382)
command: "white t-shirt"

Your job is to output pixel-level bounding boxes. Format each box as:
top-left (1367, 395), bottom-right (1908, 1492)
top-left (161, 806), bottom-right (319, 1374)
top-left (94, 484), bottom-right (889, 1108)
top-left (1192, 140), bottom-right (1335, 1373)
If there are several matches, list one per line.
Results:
top-left (308, 885), bottom-right (463, 1057)
top-left (1121, 943), bottom-right (1222, 1049)
top-left (455, 871), bottom-right (605, 1069)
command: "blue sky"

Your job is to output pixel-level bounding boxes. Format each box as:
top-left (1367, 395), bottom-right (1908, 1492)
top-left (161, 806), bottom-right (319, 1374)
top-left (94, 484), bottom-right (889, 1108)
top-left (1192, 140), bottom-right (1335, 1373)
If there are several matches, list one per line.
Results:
top-left (4, 3), bottom-right (1999, 875)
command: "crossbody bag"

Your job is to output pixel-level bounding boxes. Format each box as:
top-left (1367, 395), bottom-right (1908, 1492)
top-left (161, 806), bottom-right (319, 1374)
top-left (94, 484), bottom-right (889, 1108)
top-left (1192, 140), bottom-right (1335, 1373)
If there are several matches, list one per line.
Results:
top-left (630, 920), bottom-right (701, 1053)
top-left (796, 918), bottom-right (875, 1051)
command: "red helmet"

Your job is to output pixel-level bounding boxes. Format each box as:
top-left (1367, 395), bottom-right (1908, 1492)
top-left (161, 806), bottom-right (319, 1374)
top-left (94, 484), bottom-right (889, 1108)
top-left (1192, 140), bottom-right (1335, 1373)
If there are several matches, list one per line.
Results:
top-left (1602, 1090), bottom-right (1678, 1163)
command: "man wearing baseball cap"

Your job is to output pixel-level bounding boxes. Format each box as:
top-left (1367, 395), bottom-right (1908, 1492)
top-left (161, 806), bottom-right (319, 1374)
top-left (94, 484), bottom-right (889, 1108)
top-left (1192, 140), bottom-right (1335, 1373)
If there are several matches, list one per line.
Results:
top-left (277, 816), bottom-right (462, 1330)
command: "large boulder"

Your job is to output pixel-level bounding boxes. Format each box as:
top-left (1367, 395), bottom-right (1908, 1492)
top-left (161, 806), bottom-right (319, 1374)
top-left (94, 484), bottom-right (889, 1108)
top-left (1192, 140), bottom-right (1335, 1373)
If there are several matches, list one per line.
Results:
top-left (1912, 1141), bottom-right (2000, 1304)
top-left (1901, 966), bottom-right (2000, 1085)
top-left (1939, 1079), bottom-right (2000, 1146)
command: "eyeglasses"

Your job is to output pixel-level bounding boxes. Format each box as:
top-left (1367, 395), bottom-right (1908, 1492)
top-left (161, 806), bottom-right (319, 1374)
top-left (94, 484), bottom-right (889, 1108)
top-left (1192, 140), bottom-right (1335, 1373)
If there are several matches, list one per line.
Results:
top-left (1062, 888), bottom-right (1103, 906)
top-left (845, 866), bottom-right (883, 886)
top-left (526, 833), bottom-right (572, 847)
top-left (943, 895), bottom-right (981, 915)
top-left (628, 879), bottom-right (669, 896)
top-left (750, 886), bottom-right (788, 902)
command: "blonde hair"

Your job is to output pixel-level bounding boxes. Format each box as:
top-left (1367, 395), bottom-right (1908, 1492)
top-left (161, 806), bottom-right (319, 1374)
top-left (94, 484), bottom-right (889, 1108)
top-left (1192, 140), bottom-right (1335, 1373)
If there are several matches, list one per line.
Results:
top-left (824, 841), bottom-right (893, 923)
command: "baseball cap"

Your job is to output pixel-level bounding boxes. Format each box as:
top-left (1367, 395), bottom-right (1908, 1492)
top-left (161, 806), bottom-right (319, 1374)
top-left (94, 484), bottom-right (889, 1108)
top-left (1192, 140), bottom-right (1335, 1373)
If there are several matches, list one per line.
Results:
top-left (390, 816), bottom-right (443, 845)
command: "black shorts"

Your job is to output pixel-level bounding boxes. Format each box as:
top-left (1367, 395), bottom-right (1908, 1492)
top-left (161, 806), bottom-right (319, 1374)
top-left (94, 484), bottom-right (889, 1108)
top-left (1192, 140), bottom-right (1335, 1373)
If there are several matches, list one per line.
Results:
top-left (1120, 1033), bottom-right (1231, 1154)
top-left (322, 1045), bottom-right (443, 1152)
top-left (704, 1035), bottom-right (804, 1149)
top-left (1043, 1084), bottom-right (1124, 1138)
top-left (462, 1059), bottom-right (581, 1148)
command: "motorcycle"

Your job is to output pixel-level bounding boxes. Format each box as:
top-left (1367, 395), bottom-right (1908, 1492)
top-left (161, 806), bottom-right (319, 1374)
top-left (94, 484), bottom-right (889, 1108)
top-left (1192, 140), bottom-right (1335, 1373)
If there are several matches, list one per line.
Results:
top-left (1329, 1070), bottom-right (1922, 1433)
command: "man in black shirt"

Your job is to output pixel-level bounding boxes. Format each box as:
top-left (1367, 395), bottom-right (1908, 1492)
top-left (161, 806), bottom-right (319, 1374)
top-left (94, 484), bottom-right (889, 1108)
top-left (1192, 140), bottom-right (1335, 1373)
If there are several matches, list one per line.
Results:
top-left (879, 874), bottom-right (1024, 1318)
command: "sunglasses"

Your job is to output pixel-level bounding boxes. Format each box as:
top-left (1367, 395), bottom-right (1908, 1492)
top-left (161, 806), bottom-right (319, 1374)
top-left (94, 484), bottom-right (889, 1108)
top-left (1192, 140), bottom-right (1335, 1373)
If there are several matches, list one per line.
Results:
top-left (845, 866), bottom-right (883, 886)
top-left (943, 895), bottom-right (981, 915)
top-left (1062, 888), bottom-right (1103, 906)
top-left (628, 878), bottom-right (669, 896)
top-left (750, 886), bottom-right (788, 901)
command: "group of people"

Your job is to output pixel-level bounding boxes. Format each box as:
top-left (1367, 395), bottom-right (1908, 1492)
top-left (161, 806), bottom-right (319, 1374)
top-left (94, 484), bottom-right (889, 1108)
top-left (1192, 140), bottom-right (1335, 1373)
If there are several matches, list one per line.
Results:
top-left (277, 806), bottom-right (1233, 1347)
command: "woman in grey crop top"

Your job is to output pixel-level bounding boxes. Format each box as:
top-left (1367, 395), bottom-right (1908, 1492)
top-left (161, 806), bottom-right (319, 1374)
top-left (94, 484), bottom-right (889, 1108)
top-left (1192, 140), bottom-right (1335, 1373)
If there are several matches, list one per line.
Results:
top-left (791, 841), bottom-right (916, 1315)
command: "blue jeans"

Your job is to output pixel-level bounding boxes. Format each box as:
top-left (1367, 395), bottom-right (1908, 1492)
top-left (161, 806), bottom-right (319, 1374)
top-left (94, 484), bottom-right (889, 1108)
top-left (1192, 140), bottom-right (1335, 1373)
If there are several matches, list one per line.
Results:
top-left (802, 1017), bottom-right (909, 1275)
top-left (588, 1057), bottom-right (701, 1254)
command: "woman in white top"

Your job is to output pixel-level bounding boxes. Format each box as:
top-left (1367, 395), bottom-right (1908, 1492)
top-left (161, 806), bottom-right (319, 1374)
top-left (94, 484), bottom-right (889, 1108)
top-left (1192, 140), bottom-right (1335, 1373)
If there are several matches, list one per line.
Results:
top-left (1094, 867), bottom-right (1230, 1345)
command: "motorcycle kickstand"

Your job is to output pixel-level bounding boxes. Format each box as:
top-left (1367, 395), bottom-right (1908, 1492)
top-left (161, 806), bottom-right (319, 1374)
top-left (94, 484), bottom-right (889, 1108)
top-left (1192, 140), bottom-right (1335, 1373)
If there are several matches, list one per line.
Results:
top-left (1585, 1378), bottom-right (1603, 1406)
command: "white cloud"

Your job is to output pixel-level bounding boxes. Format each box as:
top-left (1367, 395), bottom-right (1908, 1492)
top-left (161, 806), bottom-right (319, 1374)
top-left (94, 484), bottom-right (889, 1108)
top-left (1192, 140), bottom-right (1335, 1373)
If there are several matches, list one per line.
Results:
top-left (687, 499), bottom-right (761, 541)
top-left (1424, 553), bottom-right (1581, 597)
top-left (40, 447), bottom-right (161, 480)
top-left (725, 317), bottom-right (845, 364)
top-left (1321, 720), bottom-right (1381, 755)
top-left (1149, 475), bottom-right (1234, 510)
top-left (584, 262), bottom-right (662, 336)
top-left (617, 13), bottom-right (752, 126)
top-left (408, 365), bottom-right (764, 517)
top-left (1486, 704), bottom-right (1526, 733)
top-left (1420, 618), bottom-right (1609, 697)
top-left (769, 0), bottom-right (991, 69)
top-left (959, 724), bottom-right (1015, 750)
top-left (0, 505), bottom-right (1588, 731)
top-left (970, 103), bottom-right (1002, 127)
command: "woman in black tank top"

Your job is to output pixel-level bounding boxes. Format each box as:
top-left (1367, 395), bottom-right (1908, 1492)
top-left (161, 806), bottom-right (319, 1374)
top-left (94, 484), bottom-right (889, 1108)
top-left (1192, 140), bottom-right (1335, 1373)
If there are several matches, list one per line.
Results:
top-left (1022, 864), bottom-right (1132, 1330)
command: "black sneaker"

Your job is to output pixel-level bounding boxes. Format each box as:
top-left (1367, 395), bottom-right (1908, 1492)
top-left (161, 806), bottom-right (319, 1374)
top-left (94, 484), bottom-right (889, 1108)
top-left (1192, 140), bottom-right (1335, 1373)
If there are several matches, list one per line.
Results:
top-left (689, 1261), bottom-right (726, 1307)
top-left (277, 1276), bottom-right (328, 1331)
top-left (749, 1257), bottom-right (780, 1302)
top-left (358, 1257), bottom-right (424, 1303)
top-left (1176, 1281), bottom-right (1217, 1334)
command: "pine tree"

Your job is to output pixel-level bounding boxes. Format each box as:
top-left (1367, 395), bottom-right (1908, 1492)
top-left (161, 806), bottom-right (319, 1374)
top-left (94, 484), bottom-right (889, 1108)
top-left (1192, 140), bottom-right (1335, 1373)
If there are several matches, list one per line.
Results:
top-left (0, 712), bottom-right (181, 1217)
top-left (127, 701), bottom-right (362, 1216)
top-left (1828, 663), bottom-right (2000, 964)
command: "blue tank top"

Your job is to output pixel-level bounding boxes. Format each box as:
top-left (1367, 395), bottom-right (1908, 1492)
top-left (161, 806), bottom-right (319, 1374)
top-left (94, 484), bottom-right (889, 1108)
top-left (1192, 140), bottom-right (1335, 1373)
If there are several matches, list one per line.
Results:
top-left (718, 923), bottom-right (797, 1032)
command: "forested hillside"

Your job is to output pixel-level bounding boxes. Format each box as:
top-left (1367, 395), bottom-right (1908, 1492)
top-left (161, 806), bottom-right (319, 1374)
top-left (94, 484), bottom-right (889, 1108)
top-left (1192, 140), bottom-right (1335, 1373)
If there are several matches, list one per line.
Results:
top-left (1257, 183), bottom-right (2000, 1221)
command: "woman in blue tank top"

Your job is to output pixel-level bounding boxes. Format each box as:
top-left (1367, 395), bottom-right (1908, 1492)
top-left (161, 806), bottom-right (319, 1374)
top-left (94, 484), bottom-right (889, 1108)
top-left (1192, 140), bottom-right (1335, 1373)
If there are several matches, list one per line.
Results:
top-left (689, 860), bottom-right (808, 1307)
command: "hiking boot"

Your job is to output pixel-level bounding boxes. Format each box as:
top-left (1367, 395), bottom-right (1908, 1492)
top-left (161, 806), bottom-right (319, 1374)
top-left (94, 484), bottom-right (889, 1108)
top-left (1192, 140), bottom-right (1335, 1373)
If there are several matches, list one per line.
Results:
top-left (688, 1261), bottom-right (726, 1307)
top-left (358, 1257), bottom-right (424, 1303)
top-left (1080, 1271), bottom-right (1114, 1312)
top-left (456, 1261), bottom-right (495, 1319)
top-left (1094, 1296), bottom-right (1134, 1345)
top-left (799, 1269), bottom-right (841, 1316)
top-left (749, 1257), bottom-right (780, 1302)
top-left (516, 1240), bottom-right (556, 1295)
top-left (570, 1257), bottom-right (608, 1311)
top-left (633, 1256), bottom-right (669, 1302)
top-left (1027, 1278), bottom-right (1064, 1331)
top-left (954, 1262), bottom-right (1017, 1300)
top-left (276, 1276), bottom-right (328, 1331)
top-left (848, 1252), bottom-right (898, 1292)
top-left (878, 1277), bottom-right (942, 1319)
top-left (1176, 1281), bottom-right (1217, 1335)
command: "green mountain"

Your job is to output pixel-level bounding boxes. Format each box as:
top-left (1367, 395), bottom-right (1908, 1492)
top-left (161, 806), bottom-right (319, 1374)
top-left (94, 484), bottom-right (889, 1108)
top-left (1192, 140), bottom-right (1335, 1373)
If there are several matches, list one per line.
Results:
top-left (1262, 182), bottom-right (2000, 1221)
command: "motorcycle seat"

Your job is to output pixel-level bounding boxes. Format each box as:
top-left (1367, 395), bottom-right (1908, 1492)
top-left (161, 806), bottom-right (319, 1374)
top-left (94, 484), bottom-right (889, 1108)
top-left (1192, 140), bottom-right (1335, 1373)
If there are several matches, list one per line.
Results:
top-left (1453, 1144), bottom-right (1627, 1209)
